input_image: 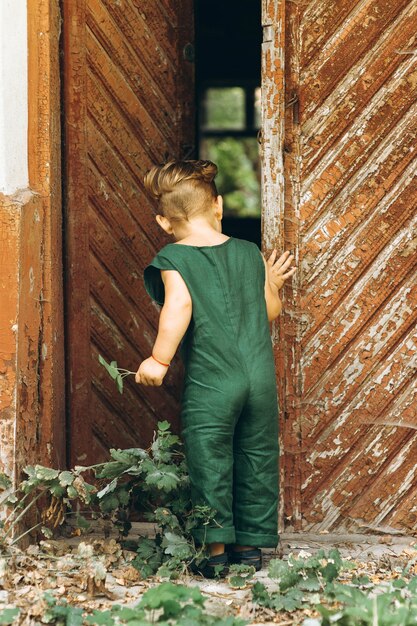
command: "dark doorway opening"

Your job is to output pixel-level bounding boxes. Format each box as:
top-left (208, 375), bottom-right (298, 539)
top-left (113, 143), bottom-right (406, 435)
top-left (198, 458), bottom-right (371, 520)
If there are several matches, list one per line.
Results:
top-left (194, 0), bottom-right (262, 248)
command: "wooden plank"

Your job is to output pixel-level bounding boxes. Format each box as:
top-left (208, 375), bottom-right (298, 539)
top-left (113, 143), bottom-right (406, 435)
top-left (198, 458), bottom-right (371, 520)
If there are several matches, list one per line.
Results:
top-left (62, 0), bottom-right (93, 467)
top-left (261, 0), bottom-right (297, 531)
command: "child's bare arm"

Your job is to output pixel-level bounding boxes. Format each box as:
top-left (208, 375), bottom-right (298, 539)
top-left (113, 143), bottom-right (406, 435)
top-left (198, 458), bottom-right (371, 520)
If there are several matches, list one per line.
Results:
top-left (153, 270), bottom-right (192, 362)
top-left (136, 270), bottom-right (192, 386)
top-left (262, 250), bottom-right (296, 321)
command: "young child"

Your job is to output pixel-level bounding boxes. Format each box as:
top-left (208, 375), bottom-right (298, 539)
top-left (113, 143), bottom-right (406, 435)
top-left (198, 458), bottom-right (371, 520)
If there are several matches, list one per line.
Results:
top-left (135, 159), bottom-right (296, 578)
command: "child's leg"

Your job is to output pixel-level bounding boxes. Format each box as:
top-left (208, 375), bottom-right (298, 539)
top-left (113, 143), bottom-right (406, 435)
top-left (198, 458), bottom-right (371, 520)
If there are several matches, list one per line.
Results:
top-left (181, 379), bottom-right (246, 547)
top-left (232, 382), bottom-right (280, 548)
top-left (209, 542), bottom-right (225, 555)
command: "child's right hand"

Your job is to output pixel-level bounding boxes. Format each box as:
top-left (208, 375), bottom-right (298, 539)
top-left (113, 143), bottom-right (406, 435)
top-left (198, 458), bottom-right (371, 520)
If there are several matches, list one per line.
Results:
top-left (267, 250), bottom-right (296, 290)
top-left (135, 357), bottom-right (168, 386)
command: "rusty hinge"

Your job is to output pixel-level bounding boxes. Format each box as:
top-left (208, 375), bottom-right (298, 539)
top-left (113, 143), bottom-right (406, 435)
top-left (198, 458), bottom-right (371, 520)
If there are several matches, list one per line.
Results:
top-left (286, 92), bottom-right (299, 125)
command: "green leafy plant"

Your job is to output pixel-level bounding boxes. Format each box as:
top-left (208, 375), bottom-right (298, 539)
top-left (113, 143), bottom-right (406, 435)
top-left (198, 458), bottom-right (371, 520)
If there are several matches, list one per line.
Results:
top-left (42, 591), bottom-right (84, 625)
top-left (317, 577), bottom-right (417, 625)
top-left (0, 418), bottom-right (218, 579)
top-left (98, 355), bottom-right (136, 394)
top-left (252, 549), bottom-right (355, 613)
top-left (84, 581), bottom-right (247, 625)
top-left (0, 464), bottom-right (96, 548)
top-left (227, 563), bottom-right (256, 589)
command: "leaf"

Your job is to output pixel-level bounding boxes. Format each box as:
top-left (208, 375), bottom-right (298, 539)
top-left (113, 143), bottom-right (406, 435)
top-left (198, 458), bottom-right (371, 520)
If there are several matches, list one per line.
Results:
top-left (162, 532), bottom-right (193, 560)
top-left (96, 478), bottom-right (118, 499)
top-left (321, 562), bottom-right (339, 582)
top-left (66, 485), bottom-right (79, 499)
top-left (299, 574), bottom-right (322, 592)
top-left (98, 355), bottom-right (119, 380)
top-left (132, 537), bottom-right (163, 578)
top-left (34, 465), bottom-right (60, 481)
top-left (75, 513), bottom-right (91, 530)
top-left (252, 581), bottom-right (272, 606)
top-left (110, 448), bottom-right (147, 464)
top-left (157, 420), bottom-right (171, 432)
top-left (228, 575), bottom-right (250, 588)
top-left (0, 472), bottom-right (12, 490)
top-left (144, 464), bottom-right (180, 491)
top-left (138, 582), bottom-right (204, 619)
top-left (279, 587), bottom-right (304, 612)
top-left (58, 470), bottom-right (75, 487)
top-left (95, 461), bottom-right (128, 480)
top-left (0, 607), bottom-right (20, 625)
top-left (49, 483), bottom-right (66, 498)
top-left (116, 374), bottom-right (123, 394)
top-left (85, 609), bottom-right (115, 625)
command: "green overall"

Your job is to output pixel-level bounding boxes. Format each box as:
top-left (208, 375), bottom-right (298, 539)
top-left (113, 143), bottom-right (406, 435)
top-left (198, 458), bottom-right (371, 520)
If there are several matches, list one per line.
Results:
top-left (144, 236), bottom-right (279, 548)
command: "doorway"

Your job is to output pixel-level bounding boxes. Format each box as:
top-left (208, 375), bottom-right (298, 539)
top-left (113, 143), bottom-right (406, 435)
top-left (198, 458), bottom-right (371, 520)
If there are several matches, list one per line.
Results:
top-left (194, 0), bottom-right (262, 248)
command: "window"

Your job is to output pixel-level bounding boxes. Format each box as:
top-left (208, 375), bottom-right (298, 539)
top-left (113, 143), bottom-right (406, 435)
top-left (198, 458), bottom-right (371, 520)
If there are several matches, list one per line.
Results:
top-left (198, 83), bottom-right (261, 218)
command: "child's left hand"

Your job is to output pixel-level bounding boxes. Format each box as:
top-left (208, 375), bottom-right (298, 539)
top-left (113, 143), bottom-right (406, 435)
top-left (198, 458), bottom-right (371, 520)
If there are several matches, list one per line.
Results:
top-left (135, 357), bottom-right (168, 386)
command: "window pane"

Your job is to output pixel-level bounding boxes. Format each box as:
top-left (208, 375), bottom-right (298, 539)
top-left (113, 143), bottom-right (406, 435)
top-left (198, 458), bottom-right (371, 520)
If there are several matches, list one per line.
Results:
top-left (254, 87), bottom-right (261, 128)
top-left (200, 137), bottom-right (261, 217)
top-left (203, 87), bottom-right (245, 130)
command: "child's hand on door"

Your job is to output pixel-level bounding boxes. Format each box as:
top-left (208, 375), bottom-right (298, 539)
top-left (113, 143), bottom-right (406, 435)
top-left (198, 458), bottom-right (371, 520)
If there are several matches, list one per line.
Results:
top-left (267, 250), bottom-right (296, 290)
top-left (135, 357), bottom-right (168, 386)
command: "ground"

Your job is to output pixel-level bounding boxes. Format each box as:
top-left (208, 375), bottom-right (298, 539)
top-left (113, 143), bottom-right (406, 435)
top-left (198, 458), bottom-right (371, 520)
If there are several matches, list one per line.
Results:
top-left (1, 522), bottom-right (416, 625)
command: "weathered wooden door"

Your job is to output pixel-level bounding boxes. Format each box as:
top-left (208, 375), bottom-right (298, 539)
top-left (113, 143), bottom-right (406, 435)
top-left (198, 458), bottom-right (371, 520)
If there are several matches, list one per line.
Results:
top-left (62, 0), bottom-right (194, 467)
top-left (262, 0), bottom-right (417, 532)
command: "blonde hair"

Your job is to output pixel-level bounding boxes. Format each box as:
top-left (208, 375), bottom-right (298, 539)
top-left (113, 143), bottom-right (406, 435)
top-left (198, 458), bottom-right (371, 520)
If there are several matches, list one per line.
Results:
top-left (143, 159), bottom-right (218, 222)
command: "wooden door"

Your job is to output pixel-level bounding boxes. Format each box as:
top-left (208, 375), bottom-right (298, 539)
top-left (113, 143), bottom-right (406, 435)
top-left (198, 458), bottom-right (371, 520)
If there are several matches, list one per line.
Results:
top-left (62, 0), bottom-right (195, 467)
top-left (262, 0), bottom-right (417, 532)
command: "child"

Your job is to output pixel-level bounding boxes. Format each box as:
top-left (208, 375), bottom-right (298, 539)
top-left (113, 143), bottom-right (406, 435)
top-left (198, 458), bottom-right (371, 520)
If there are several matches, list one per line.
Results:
top-left (135, 159), bottom-right (296, 578)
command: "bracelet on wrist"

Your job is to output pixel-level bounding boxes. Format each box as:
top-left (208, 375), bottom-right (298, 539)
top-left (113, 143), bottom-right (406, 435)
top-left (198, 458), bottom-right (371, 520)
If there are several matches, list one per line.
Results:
top-left (151, 354), bottom-right (170, 368)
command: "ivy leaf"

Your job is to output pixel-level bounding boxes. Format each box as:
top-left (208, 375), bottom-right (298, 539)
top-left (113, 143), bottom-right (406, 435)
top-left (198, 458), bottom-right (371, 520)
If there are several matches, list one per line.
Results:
top-left (157, 420), bottom-right (171, 432)
top-left (116, 374), bottom-right (123, 394)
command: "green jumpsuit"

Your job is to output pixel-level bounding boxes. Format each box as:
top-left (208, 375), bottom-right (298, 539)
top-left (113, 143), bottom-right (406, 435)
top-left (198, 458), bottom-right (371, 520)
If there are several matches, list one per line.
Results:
top-left (144, 236), bottom-right (279, 548)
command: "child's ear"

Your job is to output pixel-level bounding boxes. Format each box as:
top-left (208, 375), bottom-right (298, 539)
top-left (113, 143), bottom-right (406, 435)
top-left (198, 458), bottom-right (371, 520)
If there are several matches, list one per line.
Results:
top-left (214, 195), bottom-right (223, 220)
top-left (155, 214), bottom-right (173, 234)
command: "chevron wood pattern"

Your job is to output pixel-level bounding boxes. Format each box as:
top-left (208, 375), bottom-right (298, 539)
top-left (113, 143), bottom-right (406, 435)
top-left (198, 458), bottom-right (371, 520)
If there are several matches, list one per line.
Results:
top-left (277, 0), bottom-right (417, 532)
top-left (63, 0), bottom-right (194, 466)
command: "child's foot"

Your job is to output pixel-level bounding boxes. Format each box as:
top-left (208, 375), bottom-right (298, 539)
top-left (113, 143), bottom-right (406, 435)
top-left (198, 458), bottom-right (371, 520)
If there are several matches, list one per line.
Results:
top-left (228, 545), bottom-right (262, 571)
top-left (190, 551), bottom-right (229, 579)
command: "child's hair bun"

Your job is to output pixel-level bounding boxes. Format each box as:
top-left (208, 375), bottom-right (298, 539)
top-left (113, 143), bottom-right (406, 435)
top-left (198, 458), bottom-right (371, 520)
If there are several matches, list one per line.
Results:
top-left (143, 159), bottom-right (218, 199)
top-left (194, 160), bottom-right (218, 184)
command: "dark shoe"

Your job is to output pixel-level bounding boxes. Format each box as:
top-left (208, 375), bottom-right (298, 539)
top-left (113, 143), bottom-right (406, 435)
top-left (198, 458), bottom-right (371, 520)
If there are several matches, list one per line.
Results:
top-left (228, 547), bottom-right (262, 571)
top-left (189, 551), bottom-right (229, 579)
